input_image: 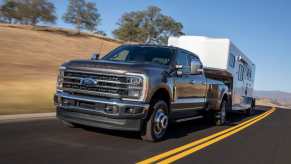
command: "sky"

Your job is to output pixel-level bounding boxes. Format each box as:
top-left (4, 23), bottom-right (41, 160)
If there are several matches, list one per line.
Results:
top-left (50, 0), bottom-right (290, 92)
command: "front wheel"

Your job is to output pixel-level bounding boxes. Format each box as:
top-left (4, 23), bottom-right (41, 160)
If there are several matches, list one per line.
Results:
top-left (141, 100), bottom-right (169, 142)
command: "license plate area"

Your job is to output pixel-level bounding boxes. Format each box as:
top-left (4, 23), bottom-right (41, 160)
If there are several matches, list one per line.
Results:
top-left (62, 98), bottom-right (106, 110)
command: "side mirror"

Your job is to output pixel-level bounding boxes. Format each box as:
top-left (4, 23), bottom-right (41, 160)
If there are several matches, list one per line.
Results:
top-left (191, 60), bottom-right (203, 74)
top-left (91, 53), bottom-right (100, 60)
top-left (175, 65), bottom-right (183, 76)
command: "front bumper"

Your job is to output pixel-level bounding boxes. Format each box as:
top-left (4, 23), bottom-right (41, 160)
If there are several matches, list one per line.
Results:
top-left (54, 91), bottom-right (149, 131)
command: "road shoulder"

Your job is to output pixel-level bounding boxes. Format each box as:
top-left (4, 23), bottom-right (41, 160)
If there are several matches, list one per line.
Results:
top-left (0, 112), bottom-right (55, 123)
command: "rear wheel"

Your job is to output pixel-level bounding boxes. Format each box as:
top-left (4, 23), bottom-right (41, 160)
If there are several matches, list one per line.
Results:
top-left (141, 100), bottom-right (169, 142)
top-left (214, 100), bottom-right (227, 126)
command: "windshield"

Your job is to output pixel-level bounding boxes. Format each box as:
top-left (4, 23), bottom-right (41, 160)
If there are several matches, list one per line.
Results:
top-left (102, 45), bottom-right (174, 65)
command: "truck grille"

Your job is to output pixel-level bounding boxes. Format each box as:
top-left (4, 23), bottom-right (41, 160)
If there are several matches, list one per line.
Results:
top-left (61, 70), bottom-right (143, 99)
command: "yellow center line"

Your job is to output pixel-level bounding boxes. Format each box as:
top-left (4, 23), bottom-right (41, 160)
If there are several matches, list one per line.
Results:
top-left (158, 108), bottom-right (276, 164)
top-left (137, 108), bottom-right (276, 164)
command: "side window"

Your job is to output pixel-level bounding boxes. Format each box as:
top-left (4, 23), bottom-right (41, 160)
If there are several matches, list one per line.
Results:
top-left (229, 53), bottom-right (236, 68)
top-left (176, 51), bottom-right (190, 73)
top-left (238, 64), bottom-right (245, 81)
top-left (188, 54), bottom-right (203, 68)
top-left (188, 55), bottom-right (200, 63)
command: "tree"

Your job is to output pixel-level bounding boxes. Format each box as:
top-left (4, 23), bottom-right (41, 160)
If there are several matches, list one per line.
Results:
top-left (0, 0), bottom-right (19, 23)
top-left (63, 0), bottom-right (101, 32)
top-left (113, 6), bottom-right (184, 44)
top-left (0, 0), bottom-right (57, 25)
top-left (26, 0), bottom-right (57, 25)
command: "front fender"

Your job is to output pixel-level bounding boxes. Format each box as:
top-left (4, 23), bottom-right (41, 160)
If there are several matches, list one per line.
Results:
top-left (146, 82), bottom-right (173, 103)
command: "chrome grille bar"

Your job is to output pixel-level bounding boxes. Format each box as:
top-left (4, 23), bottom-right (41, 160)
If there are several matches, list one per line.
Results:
top-left (62, 81), bottom-right (142, 90)
top-left (61, 69), bottom-right (144, 99)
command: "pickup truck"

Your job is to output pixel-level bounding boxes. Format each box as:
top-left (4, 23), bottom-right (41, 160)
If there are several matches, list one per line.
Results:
top-left (54, 44), bottom-right (232, 141)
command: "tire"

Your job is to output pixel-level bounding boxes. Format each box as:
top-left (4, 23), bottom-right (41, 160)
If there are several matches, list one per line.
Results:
top-left (61, 120), bottom-right (78, 128)
top-left (214, 100), bottom-right (227, 126)
top-left (246, 101), bottom-right (255, 116)
top-left (141, 100), bottom-right (169, 142)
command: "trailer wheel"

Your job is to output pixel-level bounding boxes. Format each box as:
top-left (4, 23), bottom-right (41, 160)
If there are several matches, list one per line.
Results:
top-left (246, 100), bottom-right (255, 116)
top-left (141, 100), bottom-right (169, 142)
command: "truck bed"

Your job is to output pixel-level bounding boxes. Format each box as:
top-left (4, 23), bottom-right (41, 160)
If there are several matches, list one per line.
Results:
top-left (204, 67), bottom-right (233, 90)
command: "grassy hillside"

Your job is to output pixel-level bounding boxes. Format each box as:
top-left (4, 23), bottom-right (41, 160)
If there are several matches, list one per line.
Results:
top-left (0, 24), bottom-right (121, 114)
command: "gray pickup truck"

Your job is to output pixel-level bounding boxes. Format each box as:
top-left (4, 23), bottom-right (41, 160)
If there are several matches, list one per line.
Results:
top-left (54, 44), bottom-right (232, 141)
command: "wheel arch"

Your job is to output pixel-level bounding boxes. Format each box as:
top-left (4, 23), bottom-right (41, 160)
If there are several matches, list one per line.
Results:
top-left (145, 86), bottom-right (172, 120)
top-left (149, 87), bottom-right (171, 109)
top-left (147, 83), bottom-right (173, 105)
top-left (207, 83), bottom-right (231, 111)
top-left (220, 85), bottom-right (232, 109)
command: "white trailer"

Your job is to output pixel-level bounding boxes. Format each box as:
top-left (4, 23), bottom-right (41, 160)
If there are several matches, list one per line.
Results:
top-left (168, 36), bottom-right (256, 111)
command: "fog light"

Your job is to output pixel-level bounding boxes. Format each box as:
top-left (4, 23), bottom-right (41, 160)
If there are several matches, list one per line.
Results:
top-left (126, 108), bottom-right (135, 114)
top-left (125, 107), bottom-right (143, 114)
top-left (104, 105), bottom-right (119, 114)
top-left (62, 98), bottom-right (75, 106)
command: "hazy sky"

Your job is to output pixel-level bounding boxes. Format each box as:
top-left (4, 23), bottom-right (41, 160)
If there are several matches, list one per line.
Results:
top-left (49, 0), bottom-right (291, 92)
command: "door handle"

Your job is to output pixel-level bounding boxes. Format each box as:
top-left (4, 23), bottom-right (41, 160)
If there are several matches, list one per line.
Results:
top-left (190, 80), bottom-right (198, 84)
top-left (190, 80), bottom-right (205, 85)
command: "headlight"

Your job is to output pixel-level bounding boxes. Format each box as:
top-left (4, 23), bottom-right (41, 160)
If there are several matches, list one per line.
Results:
top-left (123, 73), bottom-right (147, 101)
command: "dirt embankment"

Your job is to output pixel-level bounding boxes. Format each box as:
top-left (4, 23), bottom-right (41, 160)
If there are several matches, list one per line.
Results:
top-left (0, 23), bottom-right (121, 114)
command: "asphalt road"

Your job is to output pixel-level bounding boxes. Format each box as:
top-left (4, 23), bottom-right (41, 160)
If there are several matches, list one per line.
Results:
top-left (0, 106), bottom-right (290, 164)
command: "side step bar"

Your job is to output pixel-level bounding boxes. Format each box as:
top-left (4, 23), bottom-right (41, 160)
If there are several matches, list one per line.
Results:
top-left (175, 115), bottom-right (204, 123)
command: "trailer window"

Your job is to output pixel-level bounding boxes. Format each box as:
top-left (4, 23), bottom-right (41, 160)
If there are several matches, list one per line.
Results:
top-left (229, 53), bottom-right (236, 68)
top-left (247, 68), bottom-right (252, 81)
top-left (238, 64), bottom-right (245, 81)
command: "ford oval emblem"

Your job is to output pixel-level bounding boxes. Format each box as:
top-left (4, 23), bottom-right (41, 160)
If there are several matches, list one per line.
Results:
top-left (80, 78), bottom-right (97, 87)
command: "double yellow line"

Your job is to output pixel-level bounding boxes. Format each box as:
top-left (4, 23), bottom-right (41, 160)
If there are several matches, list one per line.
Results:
top-left (137, 108), bottom-right (276, 164)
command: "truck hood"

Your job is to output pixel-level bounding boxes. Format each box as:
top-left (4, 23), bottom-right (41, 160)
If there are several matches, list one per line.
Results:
top-left (63, 59), bottom-right (169, 74)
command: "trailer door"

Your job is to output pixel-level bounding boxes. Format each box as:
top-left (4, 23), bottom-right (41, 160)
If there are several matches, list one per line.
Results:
top-left (236, 63), bottom-right (252, 109)
top-left (232, 63), bottom-right (245, 110)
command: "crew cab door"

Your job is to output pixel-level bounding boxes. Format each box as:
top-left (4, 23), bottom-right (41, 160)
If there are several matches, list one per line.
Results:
top-left (172, 50), bottom-right (207, 118)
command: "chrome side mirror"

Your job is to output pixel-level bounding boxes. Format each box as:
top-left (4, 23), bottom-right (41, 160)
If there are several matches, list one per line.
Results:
top-left (175, 65), bottom-right (183, 76)
top-left (91, 53), bottom-right (100, 60)
top-left (191, 60), bottom-right (203, 74)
